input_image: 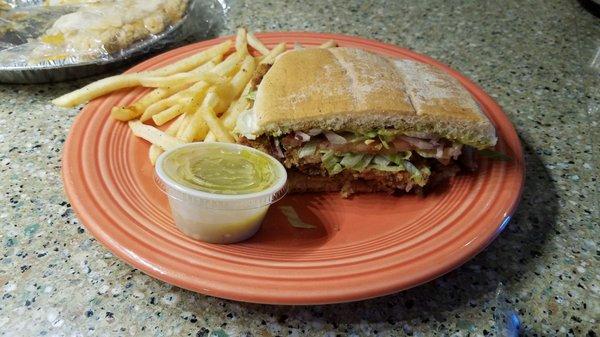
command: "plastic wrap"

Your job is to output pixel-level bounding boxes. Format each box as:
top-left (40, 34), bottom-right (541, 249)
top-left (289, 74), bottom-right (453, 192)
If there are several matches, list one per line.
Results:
top-left (0, 0), bottom-right (228, 83)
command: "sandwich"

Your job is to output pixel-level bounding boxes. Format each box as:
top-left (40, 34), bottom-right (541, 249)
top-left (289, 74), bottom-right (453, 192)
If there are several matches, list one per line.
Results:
top-left (234, 47), bottom-right (497, 196)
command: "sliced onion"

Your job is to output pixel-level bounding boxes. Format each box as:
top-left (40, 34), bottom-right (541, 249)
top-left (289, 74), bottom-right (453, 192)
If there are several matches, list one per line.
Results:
top-left (436, 146), bottom-right (444, 158)
top-left (273, 138), bottom-right (284, 158)
top-left (399, 136), bottom-right (435, 149)
top-left (307, 128), bottom-right (322, 136)
top-left (298, 141), bottom-right (317, 158)
top-left (324, 131), bottom-right (347, 144)
top-left (294, 131), bottom-right (311, 142)
top-left (449, 144), bottom-right (463, 159)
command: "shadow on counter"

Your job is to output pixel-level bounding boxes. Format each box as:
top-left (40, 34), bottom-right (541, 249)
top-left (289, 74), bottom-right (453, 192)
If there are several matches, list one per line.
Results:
top-left (240, 136), bottom-right (559, 332)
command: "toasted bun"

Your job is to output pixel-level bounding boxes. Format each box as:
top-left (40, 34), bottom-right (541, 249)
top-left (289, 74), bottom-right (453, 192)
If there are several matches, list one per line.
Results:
top-left (247, 47), bottom-right (496, 148)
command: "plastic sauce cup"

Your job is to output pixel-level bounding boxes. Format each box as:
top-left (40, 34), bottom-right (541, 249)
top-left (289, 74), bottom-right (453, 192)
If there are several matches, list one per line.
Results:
top-left (155, 142), bottom-right (287, 244)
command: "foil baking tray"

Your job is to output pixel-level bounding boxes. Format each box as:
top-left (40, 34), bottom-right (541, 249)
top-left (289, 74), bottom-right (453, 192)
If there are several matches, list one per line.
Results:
top-left (0, 0), bottom-right (226, 83)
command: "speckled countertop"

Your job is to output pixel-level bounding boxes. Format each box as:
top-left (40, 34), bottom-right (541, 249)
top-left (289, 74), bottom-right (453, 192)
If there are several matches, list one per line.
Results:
top-left (0, 1), bottom-right (598, 336)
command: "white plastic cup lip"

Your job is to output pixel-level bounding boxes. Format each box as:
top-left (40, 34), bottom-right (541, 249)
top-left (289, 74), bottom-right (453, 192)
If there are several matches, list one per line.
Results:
top-left (155, 142), bottom-right (288, 209)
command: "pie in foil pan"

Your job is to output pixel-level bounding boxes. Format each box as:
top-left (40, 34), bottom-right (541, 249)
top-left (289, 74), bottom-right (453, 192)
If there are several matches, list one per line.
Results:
top-left (0, 0), bottom-right (226, 83)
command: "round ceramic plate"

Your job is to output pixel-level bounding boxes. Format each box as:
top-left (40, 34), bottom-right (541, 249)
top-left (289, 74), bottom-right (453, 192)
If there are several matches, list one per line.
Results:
top-left (62, 32), bottom-right (525, 305)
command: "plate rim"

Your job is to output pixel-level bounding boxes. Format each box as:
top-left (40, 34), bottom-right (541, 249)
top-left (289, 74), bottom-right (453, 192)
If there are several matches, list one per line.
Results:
top-left (62, 32), bottom-right (525, 305)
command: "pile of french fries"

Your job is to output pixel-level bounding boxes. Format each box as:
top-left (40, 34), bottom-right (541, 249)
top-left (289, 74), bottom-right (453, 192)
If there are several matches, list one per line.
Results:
top-left (53, 29), bottom-right (336, 165)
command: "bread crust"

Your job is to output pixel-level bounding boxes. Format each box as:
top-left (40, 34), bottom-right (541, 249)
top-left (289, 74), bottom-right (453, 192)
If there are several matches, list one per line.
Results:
top-left (249, 48), bottom-right (497, 148)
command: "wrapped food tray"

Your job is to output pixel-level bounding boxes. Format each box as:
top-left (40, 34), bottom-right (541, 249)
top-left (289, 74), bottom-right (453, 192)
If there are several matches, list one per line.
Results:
top-left (0, 0), bottom-right (225, 83)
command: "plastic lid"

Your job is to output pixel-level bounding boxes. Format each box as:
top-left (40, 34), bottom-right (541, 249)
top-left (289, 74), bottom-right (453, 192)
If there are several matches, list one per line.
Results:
top-left (155, 142), bottom-right (288, 210)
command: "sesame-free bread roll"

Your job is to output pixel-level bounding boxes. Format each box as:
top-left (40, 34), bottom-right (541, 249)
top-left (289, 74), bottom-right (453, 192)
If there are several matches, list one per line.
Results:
top-left (239, 47), bottom-right (496, 149)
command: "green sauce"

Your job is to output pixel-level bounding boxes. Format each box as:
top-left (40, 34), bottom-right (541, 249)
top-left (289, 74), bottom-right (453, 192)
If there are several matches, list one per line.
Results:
top-left (162, 145), bottom-right (279, 195)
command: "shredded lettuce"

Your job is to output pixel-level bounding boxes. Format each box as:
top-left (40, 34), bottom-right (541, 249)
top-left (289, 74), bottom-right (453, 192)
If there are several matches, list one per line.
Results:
top-left (290, 129), bottom-right (445, 182)
top-left (405, 161), bottom-right (422, 184)
top-left (362, 130), bottom-right (378, 138)
top-left (354, 155), bottom-right (374, 172)
top-left (321, 150), bottom-right (342, 175)
top-left (331, 163), bottom-right (343, 175)
top-left (279, 206), bottom-right (316, 229)
top-left (405, 161), bottom-right (430, 186)
top-left (340, 153), bottom-right (364, 168)
top-left (348, 134), bottom-right (366, 143)
top-left (418, 167), bottom-right (431, 186)
top-left (377, 129), bottom-right (398, 141)
top-left (372, 155), bottom-right (391, 166)
top-left (321, 150), bottom-right (336, 163)
top-left (316, 149), bottom-right (424, 177)
top-left (321, 150), bottom-right (345, 175)
top-left (387, 152), bottom-right (411, 165)
top-left (415, 149), bottom-right (437, 158)
top-left (298, 141), bottom-right (317, 158)
top-left (378, 135), bottom-right (390, 149)
top-left (348, 129), bottom-right (402, 147)
top-left (334, 154), bottom-right (409, 173)
top-left (368, 164), bottom-right (405, 172)
top-left (399, 151), bottom-right (412, 160)
top-left (245, 90), bottom-right (257, 101)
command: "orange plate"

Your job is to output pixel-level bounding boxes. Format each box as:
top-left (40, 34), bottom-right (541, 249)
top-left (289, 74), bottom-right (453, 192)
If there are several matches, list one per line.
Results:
top-left (62, 32), bottom-right (525, 305)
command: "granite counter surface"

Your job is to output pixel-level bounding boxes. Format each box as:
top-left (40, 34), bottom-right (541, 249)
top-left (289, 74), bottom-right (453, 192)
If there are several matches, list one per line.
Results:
top-left (0, 1), bottom-right (598, 336)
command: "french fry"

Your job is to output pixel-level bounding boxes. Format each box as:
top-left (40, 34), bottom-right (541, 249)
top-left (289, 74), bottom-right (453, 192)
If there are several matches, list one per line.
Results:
top-left (178, 52), bottom-right (245, 116)
top-left (260, 42), bottom-right (286, 64)
top-left (139, 74), bottom-right (196, 88)
top-left (201, 104), bottom-right (235, 143)
top-left (211, 52), bottom-right (242, 77)
top-left (210, 82), bottom-right (234, 113)
top-left (52, 74), bottom-right (143, 108)
top-left (179, 82), bottom-right (212, 119)
top-left (148, 145), bottom-right (163, 165)
top-left (204, 132), bottom-right (217, 142)
top-left (176, 113), bottom-right (191, 139)
top-left (235, 27), bottom-right (248, 55)
top-left (247, 32), bottom-right (270, 55)
top-left (129, 83), bottom-right (189, 119)
top-left (148, 114), bottom-right (185, 164)
top-left (52, 40), bottom-right (232, 107)
top-left (140, 96), bottom-right (180, 122)
top-left (171, 81), bottom-right (210, 103)
top-left (136, 60), bottom-right (217, 87)
top-left (142, 99), bottom-right (173, 122)
top-left (180, 115), bottom-right (208, 142)
top-left (180, 90), bottom-right (219, 142)
top-left (142, 81), bottom-right (209, 122)
top-left (211, 55), bottom-right (255, 114)
top-left (166, 113), bottom-right (186, 136)
top-left (128, 120), bottom-right (184, 150)
top-left (139, 71), bottom-right (227, 88)
top-left (146, 40), bottom-right (232, 77)
top-left (112, 67), bottom-right (201, 121)
top-left (222, 82), bottom-right (252, 129)
top-left (133, 58), bottom-right (218, 118)
top-left (152, 104), bottom-right (183, 126)
top-left (142, 53), bottom-right (240, 121)
top-left (207, 54), bottom-right (224, 66)
top-left (318, 40), bottom-right (337, 49)
top-left (229, 55), bottom-right (256, 99)
top-left (111, 106), bottom-right (139, 121)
